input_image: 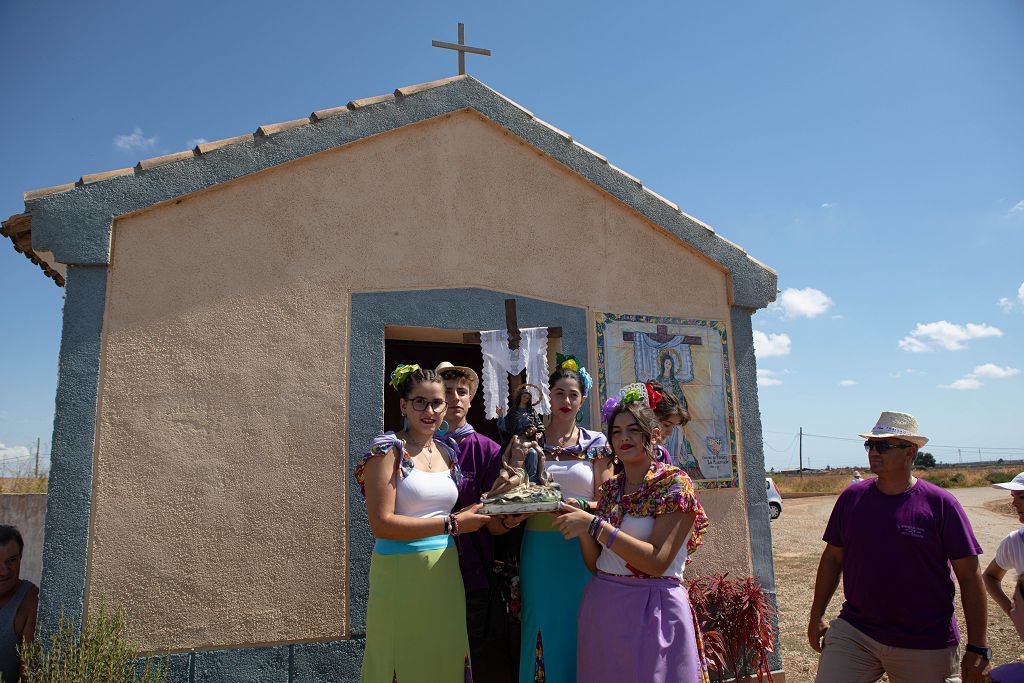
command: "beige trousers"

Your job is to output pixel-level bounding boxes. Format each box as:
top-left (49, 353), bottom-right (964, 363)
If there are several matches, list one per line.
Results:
top-left (814, 618), bottom-right (960, 683)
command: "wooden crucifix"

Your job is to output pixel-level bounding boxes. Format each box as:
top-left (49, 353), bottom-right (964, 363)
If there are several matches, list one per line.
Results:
top-left (463, 299), bottom-right (562, 392)
top-left (431, 22), bottom-right (491, 75)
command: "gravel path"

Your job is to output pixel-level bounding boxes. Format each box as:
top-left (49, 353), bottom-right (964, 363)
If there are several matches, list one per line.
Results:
top-left (771, 485), bottom-right (1023, 682)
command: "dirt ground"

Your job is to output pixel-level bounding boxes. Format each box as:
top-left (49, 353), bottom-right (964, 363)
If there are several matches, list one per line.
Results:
top-left (771, 486), bottom-right (1024, 682)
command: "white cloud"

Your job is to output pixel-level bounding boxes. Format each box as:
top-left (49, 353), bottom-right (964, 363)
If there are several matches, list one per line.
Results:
top-left (940, 377), bottom-right (983, 391)
top-left (769, 287), bottom-right (834, 319)
top-left (753, 330), bottom-right (792, 357)
top-left (1011, 200), bottom-right (1024, 214)
top-left (1019, 281), bottom-right (1024, 303)
top-left (972, 363), bottom-right (1020, 379)
top-left (114, 127), bottom-right (158, 152)
top-left (757, 369), bottom-right (783, 386)
top-left (185, 138), bottom-right (208, 149)
top-left (892, 368), bottom-right (924, 378)
top-left (898, 320), bottom-right (1002, 352)
top-left (999, 297), bottom-right (1015, 313)
top-left (0, 442), bottom-right (31, 459)
top-left (821, 202), bottom-right (834, 209)
top-left (839, 379), bottom-right (857, 387)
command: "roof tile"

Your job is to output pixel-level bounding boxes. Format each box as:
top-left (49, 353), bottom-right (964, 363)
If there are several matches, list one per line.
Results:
top-left (135, 150), bottom-right (196, 172)
top-left (533, 117), bottom-right (572, 141)
top-left (394, 75), bottom-right (467, 97)
top-left (347, 93), bottom-right (395, 109)
top-left (310, 106), bottom-right (349, 122)
top-left (607, 163), bottom-right (642, 188)
top-left (23, 183), bottom-right (76, 201)
top-left (642, 186), bottom-right (680, 213)
top-left (256, 117), bottom-right (311, 137)
top-left (78, 168), bottom-right (134, 186)
top-left (195, 134), bottom-right (253, 155)
top-left (572, 140), bottom-right (607, 163)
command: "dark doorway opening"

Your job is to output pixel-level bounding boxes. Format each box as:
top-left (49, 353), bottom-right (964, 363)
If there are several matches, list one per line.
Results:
top-left (383, 338), bottom-right (501, 443)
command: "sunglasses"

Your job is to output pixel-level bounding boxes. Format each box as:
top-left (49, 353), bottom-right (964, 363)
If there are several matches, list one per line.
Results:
top-left (863, 440), bottom-right (910, 454)
top-left (406, 397), bottom-right (448, 412)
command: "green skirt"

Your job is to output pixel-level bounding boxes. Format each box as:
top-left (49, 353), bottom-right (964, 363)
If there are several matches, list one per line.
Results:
top-left (362, 536), bottom-right (471, 683)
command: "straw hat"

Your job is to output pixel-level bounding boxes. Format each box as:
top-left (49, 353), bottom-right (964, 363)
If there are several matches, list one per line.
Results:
top-left (435, 361), bottom-right (480, 394)
top-left (858, 411), bottom-right (929, 447)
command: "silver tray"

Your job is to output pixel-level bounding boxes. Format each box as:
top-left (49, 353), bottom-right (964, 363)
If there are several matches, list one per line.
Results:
top-left (479, 500), bottom-right (563, 515)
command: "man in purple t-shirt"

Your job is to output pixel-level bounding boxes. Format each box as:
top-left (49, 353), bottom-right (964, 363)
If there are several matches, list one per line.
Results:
top-left (808, 411), bottom-right (989, 683)
top-left (436, 361), bottom-right (524, 683)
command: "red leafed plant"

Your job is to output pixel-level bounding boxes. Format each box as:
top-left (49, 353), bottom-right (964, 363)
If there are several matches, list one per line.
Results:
top-left (686, 573), bottom-right (777, 682)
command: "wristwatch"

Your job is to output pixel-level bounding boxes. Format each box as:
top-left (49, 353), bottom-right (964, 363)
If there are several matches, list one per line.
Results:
top-left (965, 644), bottom-right (991, 662)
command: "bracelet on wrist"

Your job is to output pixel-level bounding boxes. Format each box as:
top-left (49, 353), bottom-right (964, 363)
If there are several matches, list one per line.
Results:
top-left (605, 527), bottom-right (620, 548)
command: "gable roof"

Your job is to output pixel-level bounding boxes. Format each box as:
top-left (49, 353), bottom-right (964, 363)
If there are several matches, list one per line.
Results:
top-left (5, 74), bottom-right (776, 308)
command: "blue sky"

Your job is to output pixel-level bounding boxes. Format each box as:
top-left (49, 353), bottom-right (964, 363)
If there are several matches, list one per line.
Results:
top-left (1, 1), bottom-right (1021, 472)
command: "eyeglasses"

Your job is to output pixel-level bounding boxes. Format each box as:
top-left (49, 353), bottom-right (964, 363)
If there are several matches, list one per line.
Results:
top-left (407, 397), bottom-right (448, 412)
top-left (863, 440), bottom-right (910, 454)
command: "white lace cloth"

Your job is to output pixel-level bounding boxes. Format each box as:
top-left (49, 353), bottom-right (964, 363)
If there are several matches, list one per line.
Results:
top-left (480, 327), bottom-right (550, 419)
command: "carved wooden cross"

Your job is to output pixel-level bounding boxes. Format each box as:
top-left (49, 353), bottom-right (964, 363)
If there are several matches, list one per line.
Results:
top-left (431, 22), bottom-right (491, 75)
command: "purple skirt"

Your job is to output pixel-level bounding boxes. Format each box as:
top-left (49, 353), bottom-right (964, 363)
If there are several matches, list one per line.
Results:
top-left (577, 573), bottom-right (706, 683)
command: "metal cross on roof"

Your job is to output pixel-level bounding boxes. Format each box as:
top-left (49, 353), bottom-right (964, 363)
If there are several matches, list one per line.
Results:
top-left (432, 23), bottom-right (491, 75)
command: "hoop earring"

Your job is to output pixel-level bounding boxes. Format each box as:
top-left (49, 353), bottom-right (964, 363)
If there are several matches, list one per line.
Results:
top-left (402, 415), bottom-right (409, 432)
top-left (575, 410), bottom-right (583, 425)
top-left (438, 420), bottom-right (450, 436)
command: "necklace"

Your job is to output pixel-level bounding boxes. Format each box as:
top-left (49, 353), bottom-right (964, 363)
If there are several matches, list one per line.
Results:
top-left (549, 425), bottom-right (578, 448)
top-left (403, 433), bottom-right (436, 469)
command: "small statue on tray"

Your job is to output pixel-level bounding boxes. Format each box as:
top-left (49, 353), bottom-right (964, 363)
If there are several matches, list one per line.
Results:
top-left (481, 384), bottom-right (562, 513)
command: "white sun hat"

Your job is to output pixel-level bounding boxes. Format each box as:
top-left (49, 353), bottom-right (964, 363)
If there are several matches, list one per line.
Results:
top-left (435, 361), bottom-right (480, 394)
top-left (858, 411), bottom-right (929, 447)
top-left (992, 472), bottom-right (1024, 491)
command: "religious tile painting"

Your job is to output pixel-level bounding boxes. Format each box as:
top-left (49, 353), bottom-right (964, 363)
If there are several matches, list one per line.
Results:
top-left (595, 312), bottom-right (739, 488)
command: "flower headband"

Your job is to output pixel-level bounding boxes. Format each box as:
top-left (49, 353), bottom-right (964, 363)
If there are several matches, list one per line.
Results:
top-left (388, 363), bottom-right (421, 392)
top-left (601, 382), bottom-right (664, 423)
top-left (555, 353), bottom-right (593, 395)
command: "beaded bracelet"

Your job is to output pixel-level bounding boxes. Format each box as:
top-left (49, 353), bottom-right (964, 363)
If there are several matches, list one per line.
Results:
top-left (605, 527), bottom-right (620, 548)
top-left (449, 513), bottom-right (460, 536)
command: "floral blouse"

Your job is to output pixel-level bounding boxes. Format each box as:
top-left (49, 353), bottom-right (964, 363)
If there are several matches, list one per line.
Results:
top-left (596, 460), bottom-right (709, 559)
top-left (353, 432), bottom-right (464, 497)
top-left (542, 427), bottom-right (613, 461)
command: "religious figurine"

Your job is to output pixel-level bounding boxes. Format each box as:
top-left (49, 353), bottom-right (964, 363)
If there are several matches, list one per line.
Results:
top-left (480, 384), bottom-right (562, 514)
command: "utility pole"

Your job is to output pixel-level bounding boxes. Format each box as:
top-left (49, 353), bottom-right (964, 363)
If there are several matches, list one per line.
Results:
top-left (978, 448), bottom-right (982, 463)
top-left (958, 448), bottom-right (962, 464)
top-left (35, 438), bottom-right (40, 477)
top-left (799, 427), bottom-right (803, 478)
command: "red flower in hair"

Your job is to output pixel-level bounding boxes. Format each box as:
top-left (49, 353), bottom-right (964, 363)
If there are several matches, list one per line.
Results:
top-left (646, 383), bottom-right (663, 411)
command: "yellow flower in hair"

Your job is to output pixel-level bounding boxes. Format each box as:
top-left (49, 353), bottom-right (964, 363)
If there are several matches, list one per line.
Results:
top-left (562, 359), bottom-right (579, 372)
top-left (389, 364), bottom-right (421, 392)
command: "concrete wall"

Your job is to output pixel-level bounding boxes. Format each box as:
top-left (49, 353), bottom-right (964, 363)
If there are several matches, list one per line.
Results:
top-left (0, 494), bottom-right (45, 585)
top-left (85, 110), bottom-right (754, 652)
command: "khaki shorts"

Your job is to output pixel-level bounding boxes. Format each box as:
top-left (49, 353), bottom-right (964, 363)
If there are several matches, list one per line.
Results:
top-left (814, 617), bottom-right (960, 683)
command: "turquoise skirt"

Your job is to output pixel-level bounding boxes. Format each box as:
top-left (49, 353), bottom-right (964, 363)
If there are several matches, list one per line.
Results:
top-left (518, 517), bottom-right (592, 683)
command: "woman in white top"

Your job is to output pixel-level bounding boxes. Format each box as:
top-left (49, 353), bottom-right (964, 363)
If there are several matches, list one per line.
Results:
top-left (554, 386), bottom-right (710, 683)
top-left (355, 364), bottom-right (491, 682)
top-left (516, 355), bottom-right (612, 683)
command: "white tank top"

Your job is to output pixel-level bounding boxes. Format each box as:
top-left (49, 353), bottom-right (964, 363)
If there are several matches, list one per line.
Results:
top-left (543, 459), bottom-right (595, 500)
top-left (595, 514), bottom-right (689, 580)
top-left (394, 468), bottom-right (459, 519)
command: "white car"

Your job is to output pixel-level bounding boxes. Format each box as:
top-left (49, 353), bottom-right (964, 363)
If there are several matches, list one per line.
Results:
top-left (765, 477), bottom-right (783, 520)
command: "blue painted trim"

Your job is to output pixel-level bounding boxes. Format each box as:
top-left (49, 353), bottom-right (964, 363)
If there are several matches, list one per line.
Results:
top-left (730, 306), bottom-right (783, 671)
top-left (347, 287), bottom-right (588, 634)
top-left (37, 266), bottom-right (107, 636)
top-left (24, 77), bottom-right (775, 308)
top-left (193, 644), bottom-right (289, 682)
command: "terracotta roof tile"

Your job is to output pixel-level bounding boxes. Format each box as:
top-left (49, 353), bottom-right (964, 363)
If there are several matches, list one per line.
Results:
top-left (533, 118), bottom-right (572, 142)
top-left (255, 117), bottom-right (311, 137)
top-left (195, 134), bottom-right (253, 155)
top-left (642, 186), bottom-right (680, 213)
top-left (23, 183), bottom-right (76, 201)
top-left (310, 106), bottom-right (349, 122)
top-left (394, 75), bottom-right (467, 97)
top-left (78, 168), bottom-right (134, 186)
top-left (1, 214), bottom-right (64, 287)
top-left (135, 150), bottom-right (196, 172)
top-left (347, 93), bottom-right (395, 109)
top-left (607, 163), bottom-right (642, 188)
top-left (572, 140), bottom-right (606, 163)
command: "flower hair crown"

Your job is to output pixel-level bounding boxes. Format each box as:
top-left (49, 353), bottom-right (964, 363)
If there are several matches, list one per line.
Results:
top-left (389, 363), bottom-right (421, 392)
top-left (601, 382), bottom-right (664, 423)
top-left (555, 353), bottom-right (593, 395)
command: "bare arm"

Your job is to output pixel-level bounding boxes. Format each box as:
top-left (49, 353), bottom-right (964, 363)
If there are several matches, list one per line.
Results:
top-left (553, 503), bottom-right (695, 577)
top-left (952, 556), bottom-right (989, 682)
top-left (363, 448), bottom-right (487, 540)
top-left (807, 543), bottom-right (844, 652)
top-left (982, 558), bottom-right (1011, 616)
